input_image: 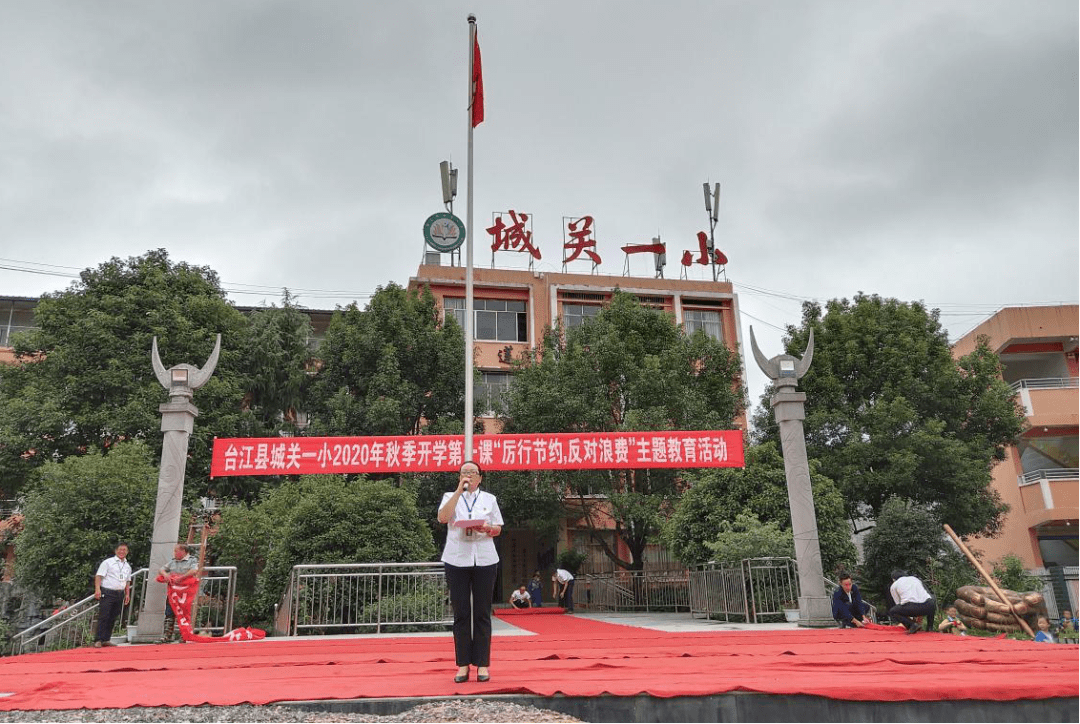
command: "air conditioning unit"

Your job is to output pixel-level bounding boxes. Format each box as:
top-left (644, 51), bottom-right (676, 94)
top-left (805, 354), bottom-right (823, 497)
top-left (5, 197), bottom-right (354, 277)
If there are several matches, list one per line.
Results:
top-left (425, 251), bottom-right (442, 265)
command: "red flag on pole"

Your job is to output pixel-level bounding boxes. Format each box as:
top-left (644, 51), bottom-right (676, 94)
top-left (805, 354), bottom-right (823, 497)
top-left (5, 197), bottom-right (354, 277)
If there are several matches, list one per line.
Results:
top-left (471, 31), bottom-right (484, 127)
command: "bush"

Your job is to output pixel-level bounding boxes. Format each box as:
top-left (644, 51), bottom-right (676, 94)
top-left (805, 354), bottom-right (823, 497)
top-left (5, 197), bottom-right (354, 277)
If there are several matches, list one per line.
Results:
top-left (212, 475), bottom-right (437, 627)
top-left (860, 497), bottom-right (952, 608)
top-left (707, 511), bottom-right (794, 563)
top-left (14, 442), bottom-right (157, 601)
top-left (991, 554), bottom-right (1042, 593)
top-left (557, 549), bottom-right (587, 575)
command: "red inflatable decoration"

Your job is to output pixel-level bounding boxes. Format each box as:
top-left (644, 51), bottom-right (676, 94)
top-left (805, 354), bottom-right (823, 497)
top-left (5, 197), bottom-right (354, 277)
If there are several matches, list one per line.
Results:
top-left (157, 572), bottom-right (266, 643)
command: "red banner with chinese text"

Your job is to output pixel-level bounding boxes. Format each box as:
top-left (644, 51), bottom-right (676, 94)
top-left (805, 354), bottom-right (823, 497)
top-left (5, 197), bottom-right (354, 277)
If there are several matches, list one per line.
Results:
top-left (210, 430), bottom-right (744, 477)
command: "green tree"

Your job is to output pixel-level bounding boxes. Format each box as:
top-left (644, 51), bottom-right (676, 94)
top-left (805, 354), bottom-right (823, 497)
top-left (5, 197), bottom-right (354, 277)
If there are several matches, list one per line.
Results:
top-left (663, 442), bottom-right (856, 573)
top-left (14, 442), bottom-right (157, 602)
top-left (306, 283), bottom-right (465, 439)
top-left (234, 291), bottom-right (314, 437)
top-left (500, 290), bottom-right (744, 571)
top-left (753, 294), bottom-right (1026, 537)
top-left (0, 250), bottom-right (256, 501)
top-left (860, 496), bottom-right (977, 609)
top-left (212, 475), bottom-right (437, 626)
top-left (706, 511), bottom-right (793, 563)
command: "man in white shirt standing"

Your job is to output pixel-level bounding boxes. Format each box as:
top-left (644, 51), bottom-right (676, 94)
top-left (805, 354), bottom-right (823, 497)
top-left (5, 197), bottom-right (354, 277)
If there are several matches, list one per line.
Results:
top-left (888, 569), bottom-right (936, 635)
top-left (94, 543), bottom-right (133, 647)
top-left (552, 568), bottom-right (576, 613)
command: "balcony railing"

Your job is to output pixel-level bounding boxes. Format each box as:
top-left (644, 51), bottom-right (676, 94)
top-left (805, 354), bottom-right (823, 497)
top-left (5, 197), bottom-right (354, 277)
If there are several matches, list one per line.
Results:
top-left (1010, 377), bottom-right (1079, 391)
top-left (1018, 468), bottom-right (1080, 487)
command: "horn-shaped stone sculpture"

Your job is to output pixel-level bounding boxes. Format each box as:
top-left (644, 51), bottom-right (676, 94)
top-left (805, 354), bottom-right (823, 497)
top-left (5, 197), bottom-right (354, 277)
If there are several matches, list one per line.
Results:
top-left (749, 325), bottom-right (830, 626)
top-left (151, 334), bottom-right (221, 394)
top-left (134, 334), bottom-right (221, 642)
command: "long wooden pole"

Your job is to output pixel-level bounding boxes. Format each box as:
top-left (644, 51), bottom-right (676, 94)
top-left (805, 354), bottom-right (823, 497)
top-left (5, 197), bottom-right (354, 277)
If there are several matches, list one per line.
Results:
top-left (943, 523), bottom-right (1035, 637)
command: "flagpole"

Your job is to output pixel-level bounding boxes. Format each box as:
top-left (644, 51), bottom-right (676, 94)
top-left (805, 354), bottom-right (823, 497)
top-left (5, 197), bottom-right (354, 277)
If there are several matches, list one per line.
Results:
top-left (464, 14), bottom-right (477, 463)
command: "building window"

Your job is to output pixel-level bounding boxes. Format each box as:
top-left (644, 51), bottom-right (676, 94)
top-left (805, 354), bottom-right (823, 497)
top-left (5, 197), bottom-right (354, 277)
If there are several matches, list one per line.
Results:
top-left (478, 371), bottom-right (514, 415)
top-left (684, 309), bottom-right (723, 341)
top-left (443, 298), bottom-right (528, 342)
top-left (563, 303), bottom-right (601, 329)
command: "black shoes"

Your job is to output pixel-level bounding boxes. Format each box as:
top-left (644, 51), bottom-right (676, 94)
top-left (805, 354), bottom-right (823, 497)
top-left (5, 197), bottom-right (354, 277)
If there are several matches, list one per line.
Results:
top-left (477, 672), bottom-right (490, 682)
top-left (454, 668), bottom-right (470, 683)
top-left (905, 624), bottom-right (920, 635)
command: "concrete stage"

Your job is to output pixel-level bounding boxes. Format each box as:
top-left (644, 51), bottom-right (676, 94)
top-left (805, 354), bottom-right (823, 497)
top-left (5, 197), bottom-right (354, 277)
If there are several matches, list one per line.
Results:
top-left (1, 611), bottom-right (1076, 722)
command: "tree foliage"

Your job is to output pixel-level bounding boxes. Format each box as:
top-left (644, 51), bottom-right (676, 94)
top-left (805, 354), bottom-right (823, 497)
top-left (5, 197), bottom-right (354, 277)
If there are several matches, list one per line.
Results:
top-left (705, 511), bottom-right (794, 563)
top-left (663, 442), bottom-right (856, 573)
top-left (235, 291), bottom-right (314, 436)
top-left (13, 442), bottom-right (157, 602)
top-left (753, 294), bottom-right (1025, 537)
top-left (306, 283), bottom-right (465, 438)
top-left (211, 475), bottom-right (437, 626)
top-left (499, 290), bottom-right (744, 570)
top-left (0, 250), bottom-right (314, 503)
top-left (859, 496), bottom-right (978, 608)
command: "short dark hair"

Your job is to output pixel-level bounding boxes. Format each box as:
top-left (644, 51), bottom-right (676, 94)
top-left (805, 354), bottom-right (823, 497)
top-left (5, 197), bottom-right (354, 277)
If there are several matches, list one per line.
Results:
top-left (837, 571), bottom-right (852, 582)
top-left (891, 569), bottom-right (907, 581)
top-left (460, 460), bottom-right (484, 477)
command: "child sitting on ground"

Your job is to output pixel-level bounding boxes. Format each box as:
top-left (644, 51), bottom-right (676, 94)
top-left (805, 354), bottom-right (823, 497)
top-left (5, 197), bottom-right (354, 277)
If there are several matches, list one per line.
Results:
top-left (937, 606), bottom-right (967, 635)
top-left (1034, 616), bottom-right (1056, 643)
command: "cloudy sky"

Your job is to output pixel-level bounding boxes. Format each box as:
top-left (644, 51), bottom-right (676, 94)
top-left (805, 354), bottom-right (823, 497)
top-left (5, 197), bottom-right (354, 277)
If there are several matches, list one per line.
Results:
top-left (1, 1), bottom-right (1076, 414)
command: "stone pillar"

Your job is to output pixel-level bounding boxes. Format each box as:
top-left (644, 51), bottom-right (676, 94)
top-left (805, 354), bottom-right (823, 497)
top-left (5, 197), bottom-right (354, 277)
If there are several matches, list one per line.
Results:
top-left (749, 327), bottom-right (832, 627)
top-left (132, 336), bottom-right (219, 643)
top-left (771, 388), bottom-right (831, 627)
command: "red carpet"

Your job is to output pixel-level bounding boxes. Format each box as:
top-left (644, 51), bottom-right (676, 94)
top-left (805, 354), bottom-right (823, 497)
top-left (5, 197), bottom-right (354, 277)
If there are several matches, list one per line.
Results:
top-left (0, 614), bottom-right (1076, 711)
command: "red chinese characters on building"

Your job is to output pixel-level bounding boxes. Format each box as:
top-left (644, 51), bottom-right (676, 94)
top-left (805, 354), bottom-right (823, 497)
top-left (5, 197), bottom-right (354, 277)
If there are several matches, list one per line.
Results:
top-left (488, 210), bottom-right (541, 260)
top-left (564, 215), bottom-right (602, 265)
top-left (681, 231), bottom-right (727, 267)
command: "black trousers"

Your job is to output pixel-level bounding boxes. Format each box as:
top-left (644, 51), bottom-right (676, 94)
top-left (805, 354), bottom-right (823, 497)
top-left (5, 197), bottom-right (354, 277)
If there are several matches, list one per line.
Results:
top-left (96, 589), bottom-right (125, 643)
top-left (559, 578), bottom-right (576, 612)
top-left (890, 599), bottom-right (936, 631)
top-left (444, 562), bottom-right (498, 667)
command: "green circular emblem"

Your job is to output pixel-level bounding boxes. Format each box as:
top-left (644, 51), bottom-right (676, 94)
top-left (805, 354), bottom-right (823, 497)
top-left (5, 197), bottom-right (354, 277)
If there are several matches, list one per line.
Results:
top-left (423, 212), bottom-right (466, 253)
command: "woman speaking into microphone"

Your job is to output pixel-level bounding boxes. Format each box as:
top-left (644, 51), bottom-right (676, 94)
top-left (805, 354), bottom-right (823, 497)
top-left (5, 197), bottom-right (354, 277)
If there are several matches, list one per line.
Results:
top-left (438, 460), bottom-right (503, 683)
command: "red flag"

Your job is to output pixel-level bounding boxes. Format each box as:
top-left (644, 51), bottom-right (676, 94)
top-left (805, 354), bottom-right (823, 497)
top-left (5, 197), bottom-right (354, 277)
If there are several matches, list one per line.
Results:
top-left (471, 32), bottom-right (484, 127)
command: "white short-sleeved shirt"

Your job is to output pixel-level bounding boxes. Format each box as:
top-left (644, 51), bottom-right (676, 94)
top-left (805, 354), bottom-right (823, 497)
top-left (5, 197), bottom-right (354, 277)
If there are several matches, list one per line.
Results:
top-left (511, 590), bottom-right (531, 603)
top-left (96, 555), bottom-right (133, 591)
top-left (440, 489), bottom-right (503, 567)
top-left (555, 568), bottom-right (574, 584)
top-left (890, 576), bottom-right (932, 605)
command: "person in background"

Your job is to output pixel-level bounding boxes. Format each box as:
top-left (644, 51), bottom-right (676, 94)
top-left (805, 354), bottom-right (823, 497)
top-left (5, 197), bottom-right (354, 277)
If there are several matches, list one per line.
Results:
top-left (93, 543), bottom-right (132, 648)
top-left (552, 568), bottom-right (575, 613)
top-left (509, 585), bottom-right (532, 609)
top-left (438, 461), bottom-right (503, 684)
top-left (1034, 616), bottom-right (1056, 643)
top-left (526, 571), bottom-right (544, 608)
top-left (831, 572), bottom-right (872, 628)
top-left (888, 569), bottom-right (936, 635)
top-left (937, 605), bottom-right (968, 635)
top-left (159, 543), bottom-right (200, 642)
top-left (1055, 609), bottom-right (1078, 643)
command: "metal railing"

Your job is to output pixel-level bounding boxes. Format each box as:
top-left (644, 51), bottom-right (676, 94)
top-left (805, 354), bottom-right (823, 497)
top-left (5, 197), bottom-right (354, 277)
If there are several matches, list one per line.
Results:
top-left (1018, 468), bottom-right (1079, 486)
top-left (274, 562), bottom-right (451, 637)
top-left (690, 557), bottom-right (801, 624)
top-left (580, 569), bottom-right (690, 612)
top-left (1010, 377), bottom-right (1079, 391)
top-left (689, 560), bottom-right (750, 622)
top-left (8, 566), bottom-right (237, 655)
top-left (744, 557), bottom-right (800, 621)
